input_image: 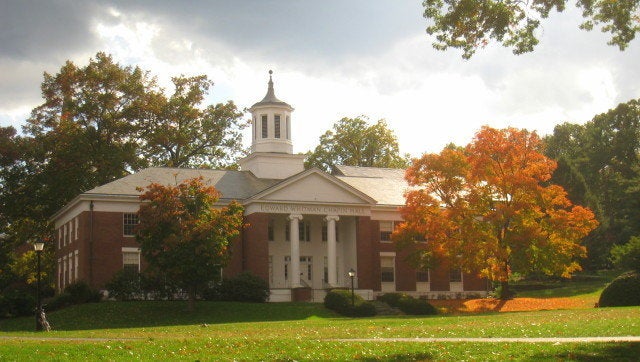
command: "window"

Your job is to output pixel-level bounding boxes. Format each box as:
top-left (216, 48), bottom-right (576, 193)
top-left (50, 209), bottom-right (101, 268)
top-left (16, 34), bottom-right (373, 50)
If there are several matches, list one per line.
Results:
top-left (74, 217), bottom-right (79, 240)
top-left (58, 228), bottom-right (62, 250)
top-left (63, 224), bottom-right (67, 246)
top-left (417, 270), bottom-right (430, 282)
top-left (323, 257), bottom-right (328, 283)
top-left (300, 256), bottom-right (312, 280)
top-left (274, 115), bottom-right (281, 138)
top-left (123, 213), bottom-right (139, 236)
top-left (68, 252), bottom-right (73, 282)
top-left (267, 219), bottom-right (274, 241)
top-left (449, 268), bottom-right (462, 283)
top-left (285, 223), bottom-right (290, 241)
top-left (261, 115), bottom-right (268, 138)
top-left (286, 220), bottom-right (309, 241)
top-left (268, 256), bottom-right (273, 285)
top-left (380, 221), bottom-right (395, 242)
top-left (381, 256), bottom-right (395, 282)
top-left (322, 221), bottom-right (339, 242)
top-left (299, 221), bottom-right (311, 242)
top-left (123, 249), bottom-right (140, 273)
top-left (74, 250), bottom-right (79, 280)
top-left (284, 256), bottom-right (289, 280)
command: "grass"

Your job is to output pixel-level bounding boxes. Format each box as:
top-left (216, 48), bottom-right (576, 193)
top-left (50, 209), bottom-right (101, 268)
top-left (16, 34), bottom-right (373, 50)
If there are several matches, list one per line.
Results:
top-left (0, 272), bottom-right (637, 361)
top-left (513, 270), bottom-right (618, 300)
top-left (0, 301), bottom-right (639, 361)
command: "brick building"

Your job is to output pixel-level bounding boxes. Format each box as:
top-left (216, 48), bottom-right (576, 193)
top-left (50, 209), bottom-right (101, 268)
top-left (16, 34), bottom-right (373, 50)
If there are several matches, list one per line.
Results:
top-left (51, 73), bottom-right (488, 301)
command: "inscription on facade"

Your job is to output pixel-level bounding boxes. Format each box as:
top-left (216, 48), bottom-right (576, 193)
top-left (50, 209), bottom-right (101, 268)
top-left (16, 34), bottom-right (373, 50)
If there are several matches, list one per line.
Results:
top-left (258, 203), bottom-right (368, 216)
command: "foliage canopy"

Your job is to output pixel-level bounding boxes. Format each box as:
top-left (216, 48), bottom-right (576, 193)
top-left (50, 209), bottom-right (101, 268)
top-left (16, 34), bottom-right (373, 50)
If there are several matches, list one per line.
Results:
top-left (305, 117), bottom-right (409, 172)
top-left (423, 0), bottom-right (640, 58)
top-left (136, 177), bottom-right (244, 310)
top-left (394, 126), bottom-right (598, 297)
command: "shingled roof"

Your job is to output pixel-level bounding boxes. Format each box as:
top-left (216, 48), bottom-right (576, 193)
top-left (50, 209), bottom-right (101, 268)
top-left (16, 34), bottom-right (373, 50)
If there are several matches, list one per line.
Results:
top-left (85, 167), bottom-right (279, 200)
top-left (333, 165), bottom-right (408, 206)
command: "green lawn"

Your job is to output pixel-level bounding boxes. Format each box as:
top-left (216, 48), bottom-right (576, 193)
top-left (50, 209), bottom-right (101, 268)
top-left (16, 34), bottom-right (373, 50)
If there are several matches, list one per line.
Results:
top-left (513, 270), bottom-right (619, 301)
top-left (0, 301), bottom-right (639, 361)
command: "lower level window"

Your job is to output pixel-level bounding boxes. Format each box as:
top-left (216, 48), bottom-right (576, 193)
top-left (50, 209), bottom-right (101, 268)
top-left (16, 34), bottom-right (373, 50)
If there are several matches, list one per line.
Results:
top-left (449, 268), bottom-right (462, 283)
top-left (381, 256), bottom-right (395, 282)
top-left (416, 270), bottom-right (429, 282)
top-left (123, 250), bottom-right (140, 273)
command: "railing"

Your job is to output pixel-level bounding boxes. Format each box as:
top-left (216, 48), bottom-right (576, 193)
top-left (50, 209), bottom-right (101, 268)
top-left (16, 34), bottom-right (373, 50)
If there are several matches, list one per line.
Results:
top-left (299, 278), bottom-right (311, 288)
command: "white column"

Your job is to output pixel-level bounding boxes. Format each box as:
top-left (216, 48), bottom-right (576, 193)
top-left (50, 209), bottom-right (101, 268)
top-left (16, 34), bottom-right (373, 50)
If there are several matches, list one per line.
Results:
top-left (325, 215), bottom-right (339, 287)
top-left (288, 214), bottom-right (303, 288)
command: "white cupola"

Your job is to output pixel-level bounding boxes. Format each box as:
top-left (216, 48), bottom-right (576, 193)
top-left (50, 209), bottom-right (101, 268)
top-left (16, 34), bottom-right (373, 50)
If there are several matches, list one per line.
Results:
top-left (239, 71), bottom-right (305, 179)
top-left (249, 70), bottom-right (294, 154)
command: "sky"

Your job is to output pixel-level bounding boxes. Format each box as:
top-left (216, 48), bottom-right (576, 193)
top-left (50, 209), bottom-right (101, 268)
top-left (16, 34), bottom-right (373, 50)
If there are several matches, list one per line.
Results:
top-left (1, 0), bottom-right (638, 157)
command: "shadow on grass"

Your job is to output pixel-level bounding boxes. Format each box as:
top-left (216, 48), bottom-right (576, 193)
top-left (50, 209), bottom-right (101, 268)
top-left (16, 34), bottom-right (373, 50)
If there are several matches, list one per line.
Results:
top-left (359, 352), bottom-right (433, 361)
top-left (532, 342), bottom-right (640, 361)
top-left (0, 300), bottom-right (338, 332)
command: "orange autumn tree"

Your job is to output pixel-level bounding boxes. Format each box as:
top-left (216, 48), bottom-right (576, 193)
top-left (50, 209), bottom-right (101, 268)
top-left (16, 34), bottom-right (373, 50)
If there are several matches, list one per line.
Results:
top-left (394, 127), bottom-right (598, 298)
top-left (136, 177), bottom-right (244, 310)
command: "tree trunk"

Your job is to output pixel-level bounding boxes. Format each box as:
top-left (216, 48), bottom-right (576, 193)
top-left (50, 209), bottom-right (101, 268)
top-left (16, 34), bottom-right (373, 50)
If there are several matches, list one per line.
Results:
top-left (187, 286), bottom-right (196, 311)
top-left (499, 261), bottom-right (513, 300)
top-left (499, 280), bottom-right (512, 300)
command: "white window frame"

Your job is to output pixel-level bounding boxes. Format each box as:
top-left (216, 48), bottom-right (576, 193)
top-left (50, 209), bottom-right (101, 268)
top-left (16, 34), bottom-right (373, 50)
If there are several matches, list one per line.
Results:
top-left (122, 247), bottom-right (141, 272)
top-left (379, 221), bottom-right (395, 242)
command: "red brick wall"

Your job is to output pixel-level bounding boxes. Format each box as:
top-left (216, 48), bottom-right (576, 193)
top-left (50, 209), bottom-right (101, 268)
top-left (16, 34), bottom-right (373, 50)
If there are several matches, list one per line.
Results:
top-left (241, 213), bottom-right (269, 282)
top-left (356, 216), bottom-right (378, 290)
top-left (395, 248), bottom-right (416, 291)
top-left (464, 272), bottom-right (488, 291)
top-left (56, 210), bottom-right (142, 291)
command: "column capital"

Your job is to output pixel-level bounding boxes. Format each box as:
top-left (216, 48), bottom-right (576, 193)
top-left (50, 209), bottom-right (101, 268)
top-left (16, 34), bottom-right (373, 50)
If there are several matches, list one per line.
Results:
top-left (324, 215), bottom-right (340, 222)
top-left (288, 214), bottom-right (303, 221)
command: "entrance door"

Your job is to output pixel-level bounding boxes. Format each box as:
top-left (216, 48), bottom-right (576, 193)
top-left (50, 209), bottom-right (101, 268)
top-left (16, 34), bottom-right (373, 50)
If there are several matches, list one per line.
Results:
top-left (285, 256), bottom-right (313, 287)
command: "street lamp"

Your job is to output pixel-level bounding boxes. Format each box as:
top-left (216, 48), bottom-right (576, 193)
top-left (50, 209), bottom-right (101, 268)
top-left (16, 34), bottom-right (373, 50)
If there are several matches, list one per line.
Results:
top-left (33, 241), bottom-right (44, 331)
top-left (348, 268), bottom-right (356, 307)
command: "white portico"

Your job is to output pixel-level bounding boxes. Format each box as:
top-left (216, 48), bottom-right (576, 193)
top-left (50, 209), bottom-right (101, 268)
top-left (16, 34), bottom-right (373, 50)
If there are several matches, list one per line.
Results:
top-left (239, 72), bottom-right (376, 301)
top-left (243, 169), bottom-right (377, 301)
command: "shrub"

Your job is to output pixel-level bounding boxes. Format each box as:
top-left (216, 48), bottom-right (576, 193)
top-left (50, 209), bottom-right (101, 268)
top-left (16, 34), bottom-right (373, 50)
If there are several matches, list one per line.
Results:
top-left (397, 296), bottom-right (438, 315)
top-left (64, 281), bottom-right (101, 304)
top-left (377, 292), bottom-right (407, 308)
top-left (324, 289), bottom-right (376, 317)
top-left (44, 281), bottom-right (101, 311)
top-left (610, 237), bottom-right (640, 272)
top-left (45, 292), bottom-right (74, 311)
top-left (207, 272), bottom-right (270, 303)
top-left (0, 289), bottom-right (35, 318)
top-left (598, 271), bottom-right (640, 307)
top-left (105, 269), bottom-right (143, 301)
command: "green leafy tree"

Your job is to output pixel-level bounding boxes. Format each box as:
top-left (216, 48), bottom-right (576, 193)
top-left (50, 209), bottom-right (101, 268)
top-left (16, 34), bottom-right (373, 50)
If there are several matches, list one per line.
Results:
top-left (139, 75), bottom-right (247, 168)
top-left (423, 0), bottom-right (640, 59)
top-left (305, 117), bottom-right (409, 172)
top-left (610, 236), bottom-right (640, 272)
top-left (136, 177), bottom-right (244, 311)
top-left (544, 99), bottom-right (640, 269)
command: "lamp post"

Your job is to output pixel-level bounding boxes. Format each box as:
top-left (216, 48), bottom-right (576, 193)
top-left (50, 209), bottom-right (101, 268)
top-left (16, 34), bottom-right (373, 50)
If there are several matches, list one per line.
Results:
top-left (348, 268), bottom-right (356, 307)
top-left (34, 241), bottom-right (44, 331)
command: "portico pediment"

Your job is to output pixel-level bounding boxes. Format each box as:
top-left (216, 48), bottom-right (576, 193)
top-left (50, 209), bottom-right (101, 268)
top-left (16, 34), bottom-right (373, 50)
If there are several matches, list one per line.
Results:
top-left (248, 168), bottom-right (376, 205)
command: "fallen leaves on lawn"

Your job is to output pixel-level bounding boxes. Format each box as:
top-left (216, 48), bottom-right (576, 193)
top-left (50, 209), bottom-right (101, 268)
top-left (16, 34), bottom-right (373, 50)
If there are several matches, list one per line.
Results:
top-left (429, 297), bottom-right (592, 314)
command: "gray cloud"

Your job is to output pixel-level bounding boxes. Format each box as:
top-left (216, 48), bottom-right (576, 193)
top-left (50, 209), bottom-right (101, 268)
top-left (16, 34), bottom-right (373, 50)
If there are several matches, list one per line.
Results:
top-left (0, 0), bottom-right (104, 61)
